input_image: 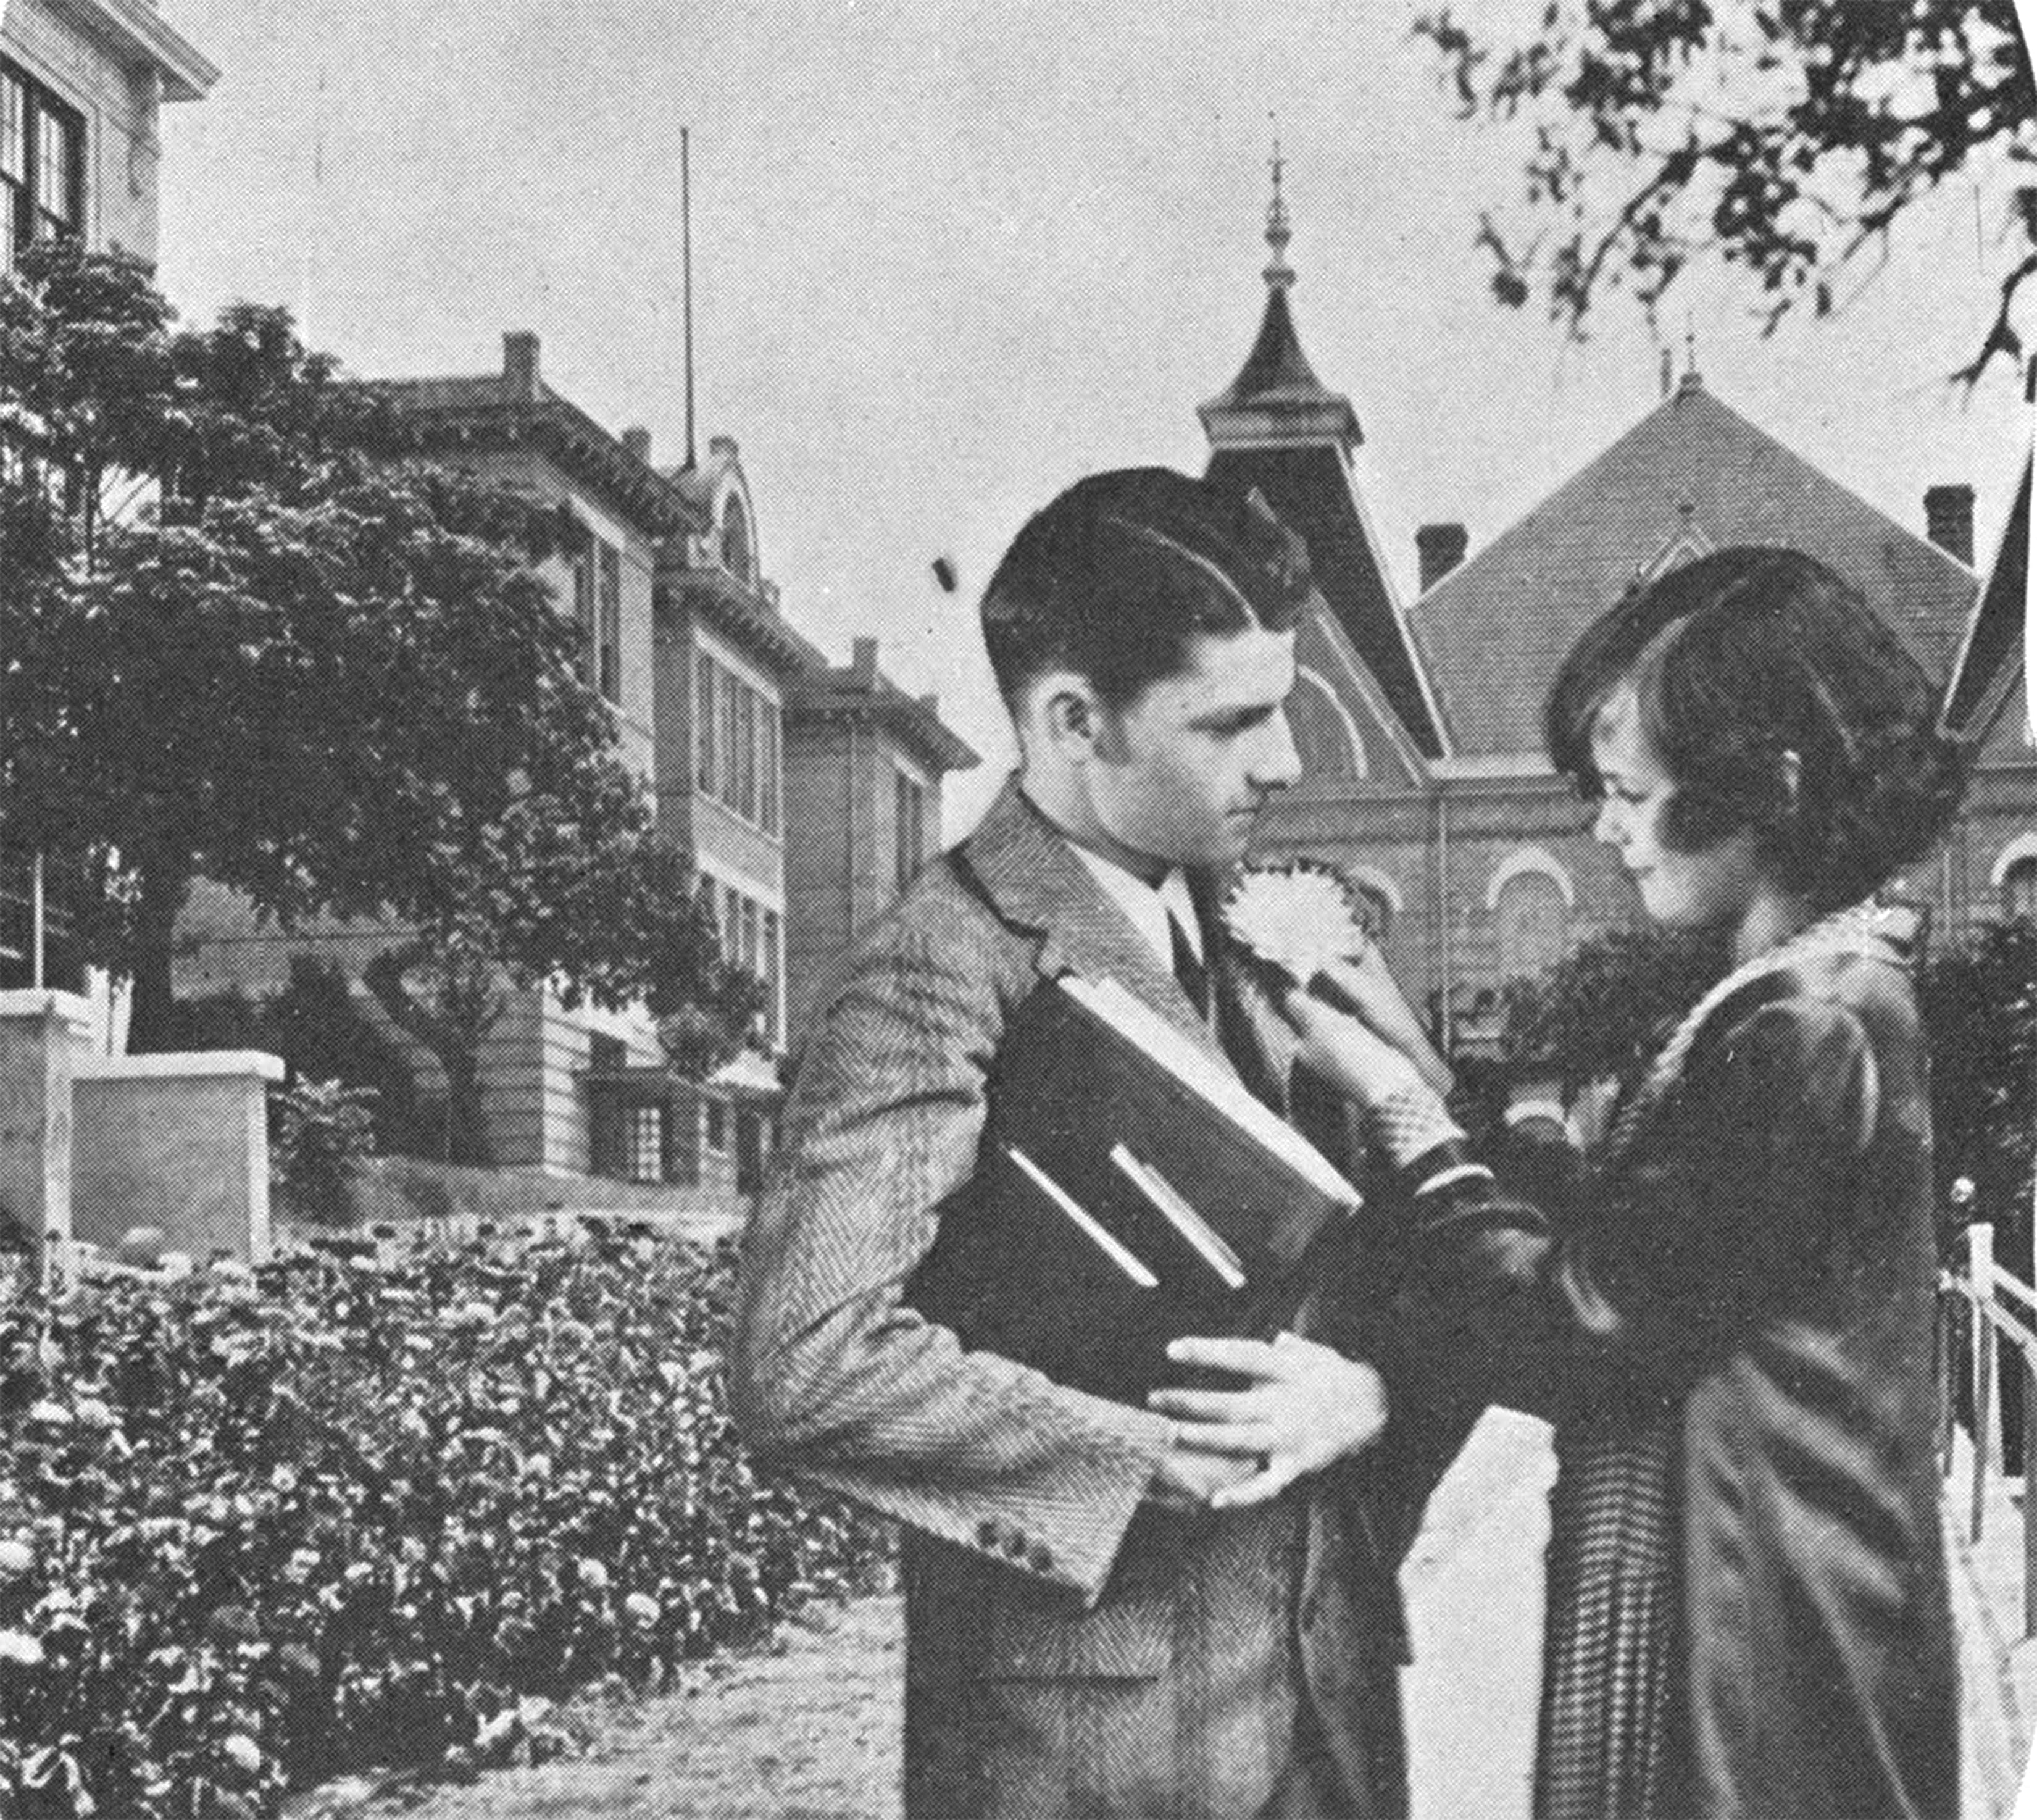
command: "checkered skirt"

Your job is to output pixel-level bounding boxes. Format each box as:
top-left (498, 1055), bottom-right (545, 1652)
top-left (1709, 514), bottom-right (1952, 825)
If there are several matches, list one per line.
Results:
top-left (1534, 1410), bottom-right (1679, 1820)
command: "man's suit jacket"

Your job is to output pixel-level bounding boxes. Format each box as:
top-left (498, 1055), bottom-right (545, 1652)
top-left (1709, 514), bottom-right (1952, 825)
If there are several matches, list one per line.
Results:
top-left (732, 781), bottom-right (1417, 1819)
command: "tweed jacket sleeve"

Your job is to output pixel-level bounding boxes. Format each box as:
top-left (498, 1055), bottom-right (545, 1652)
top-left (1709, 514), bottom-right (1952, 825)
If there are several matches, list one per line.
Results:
top-left (1380, 988), bottom-right (1882, 1414)
top-left (730, 885), bottom-right (1173, 1606)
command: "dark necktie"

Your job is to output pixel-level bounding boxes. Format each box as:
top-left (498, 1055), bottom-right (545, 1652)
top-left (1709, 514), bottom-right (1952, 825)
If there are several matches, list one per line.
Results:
top-left (1169, 909), bottom-right (1211, 1024)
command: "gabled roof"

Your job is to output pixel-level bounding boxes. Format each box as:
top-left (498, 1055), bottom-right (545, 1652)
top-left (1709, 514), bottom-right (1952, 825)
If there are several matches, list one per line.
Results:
top-left (1408, 373), bottom-right (1979, 756)
top-left (1941, 452), bottom-right (2031, 746)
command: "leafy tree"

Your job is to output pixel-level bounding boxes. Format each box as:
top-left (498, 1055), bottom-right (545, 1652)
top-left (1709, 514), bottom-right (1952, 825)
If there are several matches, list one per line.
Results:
top-left (1418, 1), bottom-right (2037, 380)
top-left (0, 241), bottom-right (756, 1151)
top-left (1918, 912), bottom-right (2037, 1248)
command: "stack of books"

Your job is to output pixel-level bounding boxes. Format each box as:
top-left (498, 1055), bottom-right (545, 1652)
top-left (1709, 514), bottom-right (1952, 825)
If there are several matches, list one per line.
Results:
top-left (908, 974), bottom-right (1363, 1403)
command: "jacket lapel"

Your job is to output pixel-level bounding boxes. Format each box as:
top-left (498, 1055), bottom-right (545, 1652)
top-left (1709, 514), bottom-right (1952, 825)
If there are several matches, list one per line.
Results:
top-left (959, 779), bottom-right (1236, 1079)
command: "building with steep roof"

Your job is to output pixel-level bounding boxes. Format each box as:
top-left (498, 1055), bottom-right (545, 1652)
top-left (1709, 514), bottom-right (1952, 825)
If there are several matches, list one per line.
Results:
top-left (1200, 152), bottom-right (1446, 764)
top-left (1409, 369), bottom-right (1978, 759)
top-left (1198, 174), bottom-right (2007, 1056)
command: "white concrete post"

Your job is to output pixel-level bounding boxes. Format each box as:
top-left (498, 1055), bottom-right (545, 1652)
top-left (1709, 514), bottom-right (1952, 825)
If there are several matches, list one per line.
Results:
top-left (1972, 1222), bottom-right (1997, 1545)
top-left (0, 990), bottom-right (92, 1298)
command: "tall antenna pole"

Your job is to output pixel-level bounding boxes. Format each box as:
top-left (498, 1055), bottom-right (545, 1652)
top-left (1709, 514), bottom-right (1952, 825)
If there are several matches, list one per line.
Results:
top-left (682, 126), bottom-right (697, 469)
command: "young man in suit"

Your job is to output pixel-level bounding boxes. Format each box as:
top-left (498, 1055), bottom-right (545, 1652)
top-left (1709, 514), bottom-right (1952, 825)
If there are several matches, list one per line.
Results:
top-left (732, 468), bottom-right (1415, 1818)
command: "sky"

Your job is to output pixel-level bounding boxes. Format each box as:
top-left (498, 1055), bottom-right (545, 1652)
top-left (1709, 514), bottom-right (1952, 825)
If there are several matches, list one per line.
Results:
top-left (153, 1), bottom-right (2035, 832)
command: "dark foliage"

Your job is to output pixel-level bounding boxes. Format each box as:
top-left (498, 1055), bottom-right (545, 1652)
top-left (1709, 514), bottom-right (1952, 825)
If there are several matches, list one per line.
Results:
top-left (1498, 921), bottom-right (1730, 1099)
top-left (0, 243), bottom-right (757, 1147)
top-left (0, 1235), bottom-right (888, 1817)
top-left (1417, 1), bottom-right (2037, 380)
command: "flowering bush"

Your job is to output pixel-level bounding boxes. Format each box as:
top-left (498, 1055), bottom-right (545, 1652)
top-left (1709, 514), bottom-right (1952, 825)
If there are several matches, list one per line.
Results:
top-left (0, 1233), bottom-right (888, 1817)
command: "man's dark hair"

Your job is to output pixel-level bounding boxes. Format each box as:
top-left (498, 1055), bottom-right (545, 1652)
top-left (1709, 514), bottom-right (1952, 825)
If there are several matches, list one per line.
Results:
top-left (980, 467), bottom-right (1321, 709)
top-left (1545, 546), bottom-right (1967, 912)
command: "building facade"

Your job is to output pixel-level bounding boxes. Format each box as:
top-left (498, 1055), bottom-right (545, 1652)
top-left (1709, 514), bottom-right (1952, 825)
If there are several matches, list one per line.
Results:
top-left (581, 434), bottom-right (814, 1196)
top-left (1204, 177), bottom-right (2015, 1056)
top-left (783, 637), bottom-right (979, 1045)
top-left (0, 0), bottom-right (212, 1029)
top-left (179, 338), bottom-right (980, 1196)
top-left (180, 331), bottom-right (702, 1175)
top-left (0, 0), bottom-right (213, 274)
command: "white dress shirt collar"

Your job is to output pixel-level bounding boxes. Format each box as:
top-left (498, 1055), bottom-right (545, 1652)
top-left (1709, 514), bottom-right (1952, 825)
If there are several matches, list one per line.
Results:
top-left (1068, 844), bottom-right (1204, 972)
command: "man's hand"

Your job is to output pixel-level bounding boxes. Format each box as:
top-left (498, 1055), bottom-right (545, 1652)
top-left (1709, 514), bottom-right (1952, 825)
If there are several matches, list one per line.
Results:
top-left (1147, 1443), bottom-right (1261, 1513)
top-left (1148, 1332), bottom-right (1388, 1510)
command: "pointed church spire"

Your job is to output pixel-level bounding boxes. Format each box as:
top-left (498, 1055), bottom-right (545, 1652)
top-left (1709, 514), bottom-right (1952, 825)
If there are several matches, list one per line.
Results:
top-left (1199, 141), bottom-right (1361, 451)
top-left (1265, 131), bottom-right (1293, 290)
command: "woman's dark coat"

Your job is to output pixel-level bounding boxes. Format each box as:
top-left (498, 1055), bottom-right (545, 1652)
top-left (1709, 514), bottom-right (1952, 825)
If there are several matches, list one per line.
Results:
top-left (1396, 927), bottom-right (1958, 1818)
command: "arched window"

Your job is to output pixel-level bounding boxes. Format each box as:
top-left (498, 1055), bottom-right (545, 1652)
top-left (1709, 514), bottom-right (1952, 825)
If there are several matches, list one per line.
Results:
top-left (2004, 857), bottom-right (2037, 920)
top-left (1288, 670), bottom-right (1364, 782)
top-left (1351, 884), bottom-right (1392, 941)
top-left (1495, 870), bottom-right (1568, 983)
top-left (720, 493), bottom-right (754, 583)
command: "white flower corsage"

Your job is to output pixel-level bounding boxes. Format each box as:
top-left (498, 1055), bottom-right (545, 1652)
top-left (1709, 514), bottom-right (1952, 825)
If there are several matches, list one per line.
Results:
top-left (1220, 859), bottom-right (1373, 985)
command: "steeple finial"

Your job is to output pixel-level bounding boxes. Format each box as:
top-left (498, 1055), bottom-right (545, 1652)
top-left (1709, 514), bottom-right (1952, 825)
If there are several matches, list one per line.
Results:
top-left (1677, 308), bottom-right (1702, 394)
top-left (1264, 120), bottom-right (1293, 290)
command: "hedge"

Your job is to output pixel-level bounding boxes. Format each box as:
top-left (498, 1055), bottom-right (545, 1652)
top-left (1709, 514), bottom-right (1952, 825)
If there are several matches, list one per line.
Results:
top-left (0, 1232), bottom-right (889, 1818)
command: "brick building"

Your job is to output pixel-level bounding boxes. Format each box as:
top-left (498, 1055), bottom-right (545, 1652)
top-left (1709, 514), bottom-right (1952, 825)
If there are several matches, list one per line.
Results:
top-left (1207, 178), bottom-right (2014, 1053)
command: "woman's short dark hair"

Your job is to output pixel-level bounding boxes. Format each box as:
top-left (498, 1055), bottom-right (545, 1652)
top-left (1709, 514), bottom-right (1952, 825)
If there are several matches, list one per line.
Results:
top-left (981, 467), bottom-right (1321, 709)
top-left (1544, 546), bottom-right (1967, 911)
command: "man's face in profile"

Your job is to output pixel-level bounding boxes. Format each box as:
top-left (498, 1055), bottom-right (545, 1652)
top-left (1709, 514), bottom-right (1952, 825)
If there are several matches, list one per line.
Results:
top-left (1086, 624), bottom-right (1302, 874)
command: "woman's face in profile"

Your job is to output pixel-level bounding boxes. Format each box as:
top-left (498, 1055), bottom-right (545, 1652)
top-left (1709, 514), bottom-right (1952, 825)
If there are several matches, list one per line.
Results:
top-left (1589, 685), bottom-right (1763, 935)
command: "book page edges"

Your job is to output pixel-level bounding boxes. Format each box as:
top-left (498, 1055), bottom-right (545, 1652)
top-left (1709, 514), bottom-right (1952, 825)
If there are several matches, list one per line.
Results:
top-left (1059, 975), bottom-right (1360, 1209)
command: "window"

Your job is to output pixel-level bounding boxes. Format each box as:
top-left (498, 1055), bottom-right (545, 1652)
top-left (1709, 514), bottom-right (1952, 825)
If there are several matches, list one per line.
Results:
top-left (735, 683), bottom-right (757, 821)
top-left (704, 1099), bottom-right (728, 1153)
top-left (694, 654), bottom-right (717, 794)
top-left (720, 494), bottom-right (754, 583)
top-left (588, 1033), bottom-right (626, 1074)
top-left (762, 908), bottom-right (781, 1046)
top-left (597, 542), bottom-right (622, 704)
top-left (718, 665), bottom-right (738, 813)
top-left (1495, 872), bottom-right (1568, 983)
top-left (894, 768), bottom-right (927, 893)
top-left (741, 897), bottom-right (760, 987)
top-left (572, 548), bottom-right (596, 685)
top-left (2004, 858), bottom-right (2037, 921)
top-left (627, 1105), bottom-right (665, 1183)
top-left (1353, 883), bottom-right (1393, 942)
top-left (1289, 674), bottom-right (1363, 781)
top-left (760, 703), bottom-right (781, 835)
top-left (1, 62), bottom-right (81, 274)
top-left (692, 648), bottom-right (781, 835)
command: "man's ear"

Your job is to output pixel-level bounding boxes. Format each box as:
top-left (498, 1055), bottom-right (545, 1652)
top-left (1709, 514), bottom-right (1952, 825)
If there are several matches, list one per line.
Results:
top-left (1025, 670), bottom-right (1104, 764)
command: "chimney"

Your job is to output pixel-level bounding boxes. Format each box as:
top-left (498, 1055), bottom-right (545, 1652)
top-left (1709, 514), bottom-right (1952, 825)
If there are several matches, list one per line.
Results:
top-left (622, 426), bottom-right (652, 464)
top-left (1416, 523), bottom-right (1470, 593)
top-left (1924, 483), bottom-right (1975, 566)
top-left (851, 637), bottom-right (879, 682)
top-left (503, 331), bottom-right (539, 399)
